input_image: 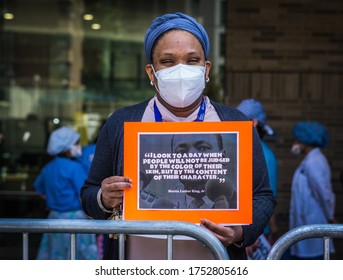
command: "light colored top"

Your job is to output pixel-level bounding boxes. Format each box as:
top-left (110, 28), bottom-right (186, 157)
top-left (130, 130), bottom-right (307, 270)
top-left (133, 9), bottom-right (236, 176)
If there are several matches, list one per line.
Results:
top-left (141, 95), bottom-right (221, 122)
top-left (289, 148), bottom-right (335, 257)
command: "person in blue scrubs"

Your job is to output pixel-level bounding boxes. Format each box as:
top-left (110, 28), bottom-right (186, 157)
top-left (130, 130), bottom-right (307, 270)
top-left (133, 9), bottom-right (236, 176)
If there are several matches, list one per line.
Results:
top-left (236, 99), bottom-right (279, 259)
top-left (289, 121), bottom-right (336, 259)
top-left (236, 99), bottom-right (279, 238)
top-left (34, 126), bottom-right (98, 259)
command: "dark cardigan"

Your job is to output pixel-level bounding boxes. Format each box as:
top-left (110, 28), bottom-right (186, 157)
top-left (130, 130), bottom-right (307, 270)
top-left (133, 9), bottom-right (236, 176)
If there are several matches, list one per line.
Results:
top-left (80, 99), bottom-right (276, 260)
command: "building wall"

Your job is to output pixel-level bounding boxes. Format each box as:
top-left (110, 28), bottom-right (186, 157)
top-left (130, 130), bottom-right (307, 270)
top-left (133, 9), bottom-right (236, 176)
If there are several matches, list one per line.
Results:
top-left (225, 0), bottom-right (343, 258)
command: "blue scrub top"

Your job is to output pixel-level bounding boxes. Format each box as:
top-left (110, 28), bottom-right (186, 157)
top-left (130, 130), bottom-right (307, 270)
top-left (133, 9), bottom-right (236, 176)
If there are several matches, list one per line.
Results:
top-left (34, 156), bottom-right (88, 212)
top-left (261, 141), bottom-right (278, 197)
top-left (261, 141), bottom-right (278, 236)
top-left (77, 143), bottom-right (96, 173)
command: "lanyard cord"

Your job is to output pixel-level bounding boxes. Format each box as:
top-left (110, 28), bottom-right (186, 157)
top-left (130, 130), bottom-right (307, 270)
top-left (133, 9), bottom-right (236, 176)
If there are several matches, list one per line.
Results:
top-left (154, 98), bottom-right (206, 122)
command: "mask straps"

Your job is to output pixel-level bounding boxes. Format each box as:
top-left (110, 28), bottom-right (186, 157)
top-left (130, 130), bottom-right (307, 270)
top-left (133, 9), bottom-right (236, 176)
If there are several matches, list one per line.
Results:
top-left (150, 64), bottom-right (160, 93)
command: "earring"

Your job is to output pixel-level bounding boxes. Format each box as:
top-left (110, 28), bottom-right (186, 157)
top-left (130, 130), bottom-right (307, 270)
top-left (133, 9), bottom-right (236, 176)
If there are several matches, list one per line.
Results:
top-left (150, 80), bottom-right (154, 86)
top-left (206, 77), bottom-right (210, 83)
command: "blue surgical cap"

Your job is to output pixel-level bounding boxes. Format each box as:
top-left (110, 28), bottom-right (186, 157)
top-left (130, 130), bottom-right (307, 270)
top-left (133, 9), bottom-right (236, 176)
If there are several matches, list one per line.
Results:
top-left (47, 126), bottom-right (80, 156)
top-left (236, 99), bottom-right (273, 135)
top-left (144, 12), bottom-right (210, 63)
top-left (292, 121), bottom-right (329, 148)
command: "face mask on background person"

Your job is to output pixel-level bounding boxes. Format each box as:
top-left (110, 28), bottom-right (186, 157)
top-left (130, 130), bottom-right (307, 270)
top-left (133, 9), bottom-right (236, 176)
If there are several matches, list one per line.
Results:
top-left (70, 144), bottom-right (82, 158)
top-left (152, 63), bottom-right (206, 108)
top-left (291, 143), bottom-right (302, 155)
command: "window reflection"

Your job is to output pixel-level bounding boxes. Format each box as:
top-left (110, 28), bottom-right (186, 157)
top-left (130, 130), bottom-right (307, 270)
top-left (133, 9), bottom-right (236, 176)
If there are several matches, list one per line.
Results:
top-left (0, 0), bottom-right (224, 200)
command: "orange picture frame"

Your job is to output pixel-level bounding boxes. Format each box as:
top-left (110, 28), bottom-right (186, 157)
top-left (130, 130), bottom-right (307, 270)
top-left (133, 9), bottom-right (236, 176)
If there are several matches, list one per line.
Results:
top-left (123, 121), bottom-right (252, 225)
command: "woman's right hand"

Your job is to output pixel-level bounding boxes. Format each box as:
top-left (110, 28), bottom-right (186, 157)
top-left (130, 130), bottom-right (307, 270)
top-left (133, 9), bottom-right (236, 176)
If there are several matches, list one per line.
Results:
top-left (101, 176), bottom-right (132, 209)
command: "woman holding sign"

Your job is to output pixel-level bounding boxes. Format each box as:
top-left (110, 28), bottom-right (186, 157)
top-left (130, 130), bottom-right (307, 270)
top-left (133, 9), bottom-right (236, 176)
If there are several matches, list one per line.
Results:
top-left (80, 12), bottom-right (276, 260)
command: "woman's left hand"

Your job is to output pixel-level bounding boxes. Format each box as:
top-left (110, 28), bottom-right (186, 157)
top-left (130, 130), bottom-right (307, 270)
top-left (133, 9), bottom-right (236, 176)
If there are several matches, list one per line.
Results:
top-left (200, 218), bottom-right (243, 247)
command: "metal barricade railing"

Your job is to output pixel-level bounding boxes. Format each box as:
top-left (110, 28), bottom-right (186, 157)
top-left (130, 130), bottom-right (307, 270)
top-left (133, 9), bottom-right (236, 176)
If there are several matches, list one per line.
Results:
top-left (267, 224), bottom-right (343, 260)
top-left (0, 218), bottom-right (229, 260)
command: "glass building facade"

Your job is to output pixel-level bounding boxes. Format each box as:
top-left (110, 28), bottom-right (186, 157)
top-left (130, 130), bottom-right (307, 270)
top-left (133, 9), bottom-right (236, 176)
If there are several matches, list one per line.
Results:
top-left (0, 0), bottom-right (226, 214)
top-left (0, 0), bottom-right (226, 259)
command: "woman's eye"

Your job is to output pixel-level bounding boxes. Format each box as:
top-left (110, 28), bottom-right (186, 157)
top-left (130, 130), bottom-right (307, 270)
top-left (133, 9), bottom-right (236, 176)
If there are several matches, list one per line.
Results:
top-left (188, 58), bottom-right (200, 64)
top-left (161, 59), bottom-right (174, 65)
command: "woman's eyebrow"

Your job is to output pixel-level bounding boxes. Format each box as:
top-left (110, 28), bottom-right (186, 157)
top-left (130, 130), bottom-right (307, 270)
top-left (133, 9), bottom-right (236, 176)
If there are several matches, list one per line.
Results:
top-left (160, 50), bottom-right (200, 56)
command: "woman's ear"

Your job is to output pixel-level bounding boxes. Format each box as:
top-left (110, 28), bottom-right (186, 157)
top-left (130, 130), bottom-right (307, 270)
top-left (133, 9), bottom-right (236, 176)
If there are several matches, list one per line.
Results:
top-left (205, 60), bottom-right (212, 82)
top-left (252, 119), bottom-right (259, 128)
top-left (145, 64), bottom-right (155, 86)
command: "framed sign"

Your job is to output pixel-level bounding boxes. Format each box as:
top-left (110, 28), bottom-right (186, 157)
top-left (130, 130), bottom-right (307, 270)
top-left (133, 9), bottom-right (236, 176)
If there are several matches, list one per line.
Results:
top-left (123, 121), bottom-right (252, 225)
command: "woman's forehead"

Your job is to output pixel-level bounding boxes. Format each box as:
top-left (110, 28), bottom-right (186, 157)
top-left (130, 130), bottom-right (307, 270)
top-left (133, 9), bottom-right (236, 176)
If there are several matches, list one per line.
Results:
top-left (154, 30), bottom-right (203, 54)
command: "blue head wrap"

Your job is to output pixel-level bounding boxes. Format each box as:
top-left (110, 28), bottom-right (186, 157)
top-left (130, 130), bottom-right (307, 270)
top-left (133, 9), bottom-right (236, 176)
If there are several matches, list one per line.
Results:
top-left (292, 121), bottom-right (329, 148)
top-left (144, 12), bottom-right (210, 63)
top-left (47, 126), bottom-right (80, 156)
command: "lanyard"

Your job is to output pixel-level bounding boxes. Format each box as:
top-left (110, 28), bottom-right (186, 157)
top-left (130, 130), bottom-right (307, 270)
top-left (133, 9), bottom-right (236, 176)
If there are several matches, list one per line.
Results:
top-left (154, 98), bottom-right (206, 122)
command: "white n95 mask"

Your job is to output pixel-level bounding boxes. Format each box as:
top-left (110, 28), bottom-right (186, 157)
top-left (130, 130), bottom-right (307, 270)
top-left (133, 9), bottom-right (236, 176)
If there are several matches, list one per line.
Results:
top-left (152, 63), bottom-right (206, 108)
top-left (291, 143), bottom-right (302, 155)
top-left (70, 144), bottom-right (82, 158)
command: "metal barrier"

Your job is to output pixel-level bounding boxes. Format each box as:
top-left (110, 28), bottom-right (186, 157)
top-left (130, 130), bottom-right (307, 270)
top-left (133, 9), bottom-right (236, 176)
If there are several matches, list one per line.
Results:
top-left (0, 218), bottom-right (229, 260)
top-left (267, 224), bottom-right (343, 260)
